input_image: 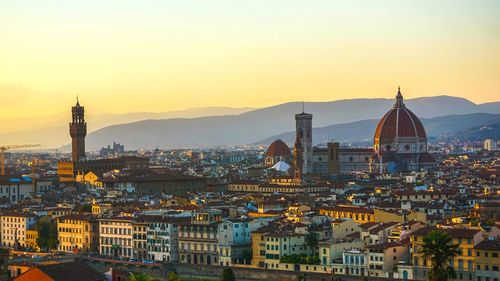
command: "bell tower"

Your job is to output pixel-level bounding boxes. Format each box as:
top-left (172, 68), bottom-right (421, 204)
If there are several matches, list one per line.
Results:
top-left (293, 134), bottom-right (303, 180)
top-left (295, 106), bottom-right (313, 175)
top-left (70, 97), bottom-right (87, 162)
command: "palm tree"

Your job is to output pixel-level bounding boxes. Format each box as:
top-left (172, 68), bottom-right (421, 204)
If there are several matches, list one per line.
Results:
top-left (418, 230), bottom-right (460, 281)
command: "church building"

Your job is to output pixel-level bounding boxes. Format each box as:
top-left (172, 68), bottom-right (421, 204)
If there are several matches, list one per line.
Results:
top-left (372, 88), bottom-right (435, 173)
top-left (264, 88), bottom-right (435, 176)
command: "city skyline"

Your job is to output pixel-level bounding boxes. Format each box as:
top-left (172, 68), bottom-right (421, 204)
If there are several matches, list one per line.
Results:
top-left (1, 0), bottom-right (500, 120)
top-left (0, 1), bottom-right (499, 279)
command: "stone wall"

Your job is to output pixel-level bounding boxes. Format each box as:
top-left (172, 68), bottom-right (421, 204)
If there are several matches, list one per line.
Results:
top-left (81, 258), bottom-right (397, 281)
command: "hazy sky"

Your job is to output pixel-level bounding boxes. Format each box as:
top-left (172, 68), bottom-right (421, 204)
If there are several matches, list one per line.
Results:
top-left (1, 0), bottom-right (499, 119)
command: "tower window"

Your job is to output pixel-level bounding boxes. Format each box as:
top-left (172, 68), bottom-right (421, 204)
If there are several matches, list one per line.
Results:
top-left (385, 145), bottom-right (391, 151)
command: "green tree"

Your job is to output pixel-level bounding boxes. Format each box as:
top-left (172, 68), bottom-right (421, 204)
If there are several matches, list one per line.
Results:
top-left (241, 249), bottom-right (252, 264)
top-left (305, 232), bottom-right (318, 256)
top-left (129, 272), bottom-right (154, 281)
top-left (77, 204), bottom-right (92, 213)
top-left (36, 216), bottom-right (58, 252)
top-left (168, 271), bottom-right (181, 281)
top-left (418, 230), bottom-right (460, 281)
top-left (221, 268), bottom-right (235, 281)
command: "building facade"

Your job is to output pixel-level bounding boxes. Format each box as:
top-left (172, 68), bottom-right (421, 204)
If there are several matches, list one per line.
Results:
top-left (99, 216), bottom-right (134, 258)
top-left (57, 214), bottom-right (99, 253)
top-left (178, 210), bottom-right (222, 265)
top-left (0, 213), bottom-right (36, 248)
top-left (140, 215), bottom-right (189, 262)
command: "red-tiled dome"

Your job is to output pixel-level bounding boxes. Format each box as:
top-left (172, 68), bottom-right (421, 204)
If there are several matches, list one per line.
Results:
top-left (374, 88), bottom-right (426, 144)
top-left (265, 139), bottom-right (291, 157)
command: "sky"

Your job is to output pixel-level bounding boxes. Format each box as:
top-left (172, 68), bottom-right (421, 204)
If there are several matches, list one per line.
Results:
top-left (1, 0), bottom-right (499, 120)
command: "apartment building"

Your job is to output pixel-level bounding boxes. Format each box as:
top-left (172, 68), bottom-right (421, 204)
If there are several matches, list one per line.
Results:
top-left (57, 214), bottom-right (99, 253)
top-left (99, 216), bottom-right (134, 258)
top-left (0, 212), bottom-right (36, 248)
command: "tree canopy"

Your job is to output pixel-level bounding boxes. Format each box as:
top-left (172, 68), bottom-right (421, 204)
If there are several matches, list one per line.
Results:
top-left (222, 268), bottom-right (235, 281)
top-left (36, 216), bottom-right (58, 251)
top-left (418, 230), bottom-right (460, 281)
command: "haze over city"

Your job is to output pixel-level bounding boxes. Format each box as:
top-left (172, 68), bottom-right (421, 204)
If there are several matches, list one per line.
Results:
top-left (1, 0), bottom-right (499, 122)
top-left (0, 2), bottom-right (499, 281)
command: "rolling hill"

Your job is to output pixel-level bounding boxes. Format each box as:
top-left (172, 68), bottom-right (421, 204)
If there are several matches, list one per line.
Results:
top-left (257, 113), bottom-right (500, 146)
top-left (2, 95), bottom-right (498, 150)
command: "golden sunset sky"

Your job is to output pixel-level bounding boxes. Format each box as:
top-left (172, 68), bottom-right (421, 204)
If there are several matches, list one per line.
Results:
top-left (1, 0), bottom-right (499, 120)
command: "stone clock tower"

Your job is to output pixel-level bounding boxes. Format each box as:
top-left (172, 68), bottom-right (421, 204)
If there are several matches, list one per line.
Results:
top-left (70, 97), bottom-right (87, 162)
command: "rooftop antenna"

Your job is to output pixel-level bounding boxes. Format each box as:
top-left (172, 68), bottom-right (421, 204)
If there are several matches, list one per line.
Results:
top-left (302, 101), bottom-right (305, 113)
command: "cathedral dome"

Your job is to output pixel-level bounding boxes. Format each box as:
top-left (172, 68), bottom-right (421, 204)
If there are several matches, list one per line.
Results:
top-left (374, 88), bottom-right (427, 152)
top-left (265, 139), bottom-right (291, 157)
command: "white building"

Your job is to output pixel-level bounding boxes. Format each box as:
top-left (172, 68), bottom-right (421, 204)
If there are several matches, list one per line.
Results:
top-left (484, 139), bottom-right (498, 151)
top-left (0, 212), bottom-right (37, 248)
top-left (218, 218), bottom-right (269, 266)
top-left (137, 215), bottom-right (189, 262)
top-left (0, 176), bottom-right (33, 203)
top-left (366, 242), bottom-right (408, 278)
top-left (342, 248), bottom-right (368, 276)
top-left (99, 216), bottom-right (134, 258)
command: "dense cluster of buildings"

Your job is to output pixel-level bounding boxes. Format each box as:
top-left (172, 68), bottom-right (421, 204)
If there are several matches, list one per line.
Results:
top-left (265, 88), bottom-right (436, 179)
top-left (0, 90), bottom-right (498, 281)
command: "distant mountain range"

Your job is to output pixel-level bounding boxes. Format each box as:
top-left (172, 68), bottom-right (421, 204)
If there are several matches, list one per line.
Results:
top-left (257, 113), bottom-right (500, 146)
top-left (437, 122), bottom-right (500, 142)
top-left (80, 96), bottom-right (498, 150)
top-left (2, 95), bottom-right (498, 150)
top-left (0, 106), bottom-right (255, 149)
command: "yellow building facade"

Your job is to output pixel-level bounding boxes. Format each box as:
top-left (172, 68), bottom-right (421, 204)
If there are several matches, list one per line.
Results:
top-left (57, 214), bottom-right (99, 253)
top-left (411, 226), bottom-right (484, 281)
top-left (25, 229), bottom-right (39, 252)
top-left (319, 206), bottom-right (374, 223)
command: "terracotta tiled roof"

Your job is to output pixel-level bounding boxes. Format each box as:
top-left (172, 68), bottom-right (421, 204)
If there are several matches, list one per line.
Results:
top-left (266, 139), bottom-right (291, 157)
top-left (17, 261), bottom-right (105, 281)
top-left (474, 239), bottom-right (500, 251)
top-left (374, 90), bottom-right (426, 143)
